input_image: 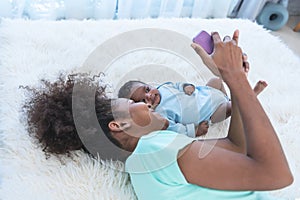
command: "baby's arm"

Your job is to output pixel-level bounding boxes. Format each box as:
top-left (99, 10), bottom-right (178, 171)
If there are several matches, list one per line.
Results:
top-left (167, 119), bottom-right (197, 138)
top-left (183, 84), bottom-right (195, 95)
top-left (172, 82), bottom-right (195, 95)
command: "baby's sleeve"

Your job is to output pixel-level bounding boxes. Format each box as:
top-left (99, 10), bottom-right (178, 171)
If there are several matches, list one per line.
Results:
top-left (173, 82), bottom-right (195, 93)
top-left (168, 120), bottom-right (196, 138)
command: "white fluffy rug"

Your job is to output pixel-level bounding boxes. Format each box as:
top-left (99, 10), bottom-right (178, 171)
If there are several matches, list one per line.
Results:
top-left (0, 18), bottom-right (300, 200)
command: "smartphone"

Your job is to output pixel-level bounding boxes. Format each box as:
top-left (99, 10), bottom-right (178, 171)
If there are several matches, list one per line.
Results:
top-left (192, 31), bottom-right (214, 54)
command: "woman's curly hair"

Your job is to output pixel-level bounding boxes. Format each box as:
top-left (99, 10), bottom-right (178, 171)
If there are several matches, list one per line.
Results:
top-left (23, 72), bottom-right (120, 157)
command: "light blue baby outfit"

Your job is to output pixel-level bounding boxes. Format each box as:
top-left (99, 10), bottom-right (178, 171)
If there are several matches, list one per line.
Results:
top-left (155, 82), bottom-right (229, 137)
top-left (125, 131), bottom-right (281, 200)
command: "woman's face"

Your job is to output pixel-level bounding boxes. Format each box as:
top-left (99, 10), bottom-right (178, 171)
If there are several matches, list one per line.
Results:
top-left (113, 98), bottom-right (169, 136)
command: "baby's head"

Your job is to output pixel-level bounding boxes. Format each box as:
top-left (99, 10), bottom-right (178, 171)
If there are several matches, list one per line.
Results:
top-left (118, 80), bottom-right (161, 109)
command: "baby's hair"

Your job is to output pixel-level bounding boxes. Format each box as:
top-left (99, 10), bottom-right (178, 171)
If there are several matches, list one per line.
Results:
top-left (118, 80), bottom-right (145, 99)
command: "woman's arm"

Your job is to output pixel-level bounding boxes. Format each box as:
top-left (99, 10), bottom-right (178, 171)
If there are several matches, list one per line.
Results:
top-left (177, 31), bottom-right (293, 191)
top-left (212, 96), bottom-right (246, 154)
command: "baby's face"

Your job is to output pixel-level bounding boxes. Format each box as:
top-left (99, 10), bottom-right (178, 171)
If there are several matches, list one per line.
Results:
top-left (129, 83), bottom-right (161, 109)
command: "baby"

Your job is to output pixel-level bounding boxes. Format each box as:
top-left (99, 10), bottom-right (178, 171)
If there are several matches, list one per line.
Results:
top-left (118, 78), bottom-right (267, 137)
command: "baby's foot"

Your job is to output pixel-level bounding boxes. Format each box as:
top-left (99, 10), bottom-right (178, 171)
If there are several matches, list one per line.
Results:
top-left (243, 53), bottom-right (250, 76)
top-left (254, 80), bottom-right (268, 95)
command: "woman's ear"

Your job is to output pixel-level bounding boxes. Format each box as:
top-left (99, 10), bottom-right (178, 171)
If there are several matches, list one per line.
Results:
top-left (108, 121), bottom-right (131, 131)
top-left (108, 121), bottom-right (121, 131)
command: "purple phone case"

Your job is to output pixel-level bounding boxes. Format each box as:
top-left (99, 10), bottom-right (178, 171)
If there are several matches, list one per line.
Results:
top-left (192, 31), bottom-right (214, 54)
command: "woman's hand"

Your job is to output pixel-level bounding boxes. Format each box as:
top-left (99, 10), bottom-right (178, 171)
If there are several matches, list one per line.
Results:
top-left (191, 30), bottom-right (243, 82)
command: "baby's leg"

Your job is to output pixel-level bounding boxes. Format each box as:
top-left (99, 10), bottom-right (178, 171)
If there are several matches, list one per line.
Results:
top-left (206, 77), bottom-right (227, 95)
top-left (210, 80), bottom-right (268, 123)
top-left (210, 102), bottom-right (231, 123)
top-left (206, 77), bottom-right (230, 123)
top-left (253, 80), bottom-right (268, 95)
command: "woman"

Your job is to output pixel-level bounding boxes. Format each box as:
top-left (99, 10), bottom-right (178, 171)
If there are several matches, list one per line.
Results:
top-left (25, 31), bottom-right (293, 199)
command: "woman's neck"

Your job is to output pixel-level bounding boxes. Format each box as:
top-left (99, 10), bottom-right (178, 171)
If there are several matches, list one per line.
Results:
top-left (116, 132), bottom-right (140, 152)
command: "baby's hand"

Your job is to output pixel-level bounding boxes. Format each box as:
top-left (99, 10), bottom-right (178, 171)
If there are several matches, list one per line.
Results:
top-left (183, 84), bottom-right (195, 95)
top-left (196, 121), bottom-right (209, 137)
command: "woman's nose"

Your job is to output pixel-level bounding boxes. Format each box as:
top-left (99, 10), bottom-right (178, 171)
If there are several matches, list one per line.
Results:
top-left (146, 103), bottom-right (154, 111)
top-left (146, 103), bottom-right (151, 108)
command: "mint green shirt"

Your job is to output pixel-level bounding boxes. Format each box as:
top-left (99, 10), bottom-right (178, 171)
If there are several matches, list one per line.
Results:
top-left (125, 131), bottom-right (279, 200)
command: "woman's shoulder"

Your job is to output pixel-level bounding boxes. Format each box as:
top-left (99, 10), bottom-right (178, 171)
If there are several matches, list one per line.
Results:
top-left (125, 131), bottom-right (195, 173)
